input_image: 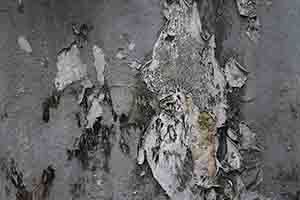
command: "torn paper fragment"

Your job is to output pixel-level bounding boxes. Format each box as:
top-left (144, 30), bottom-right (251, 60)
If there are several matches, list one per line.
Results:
top-left (143, 91), bottom-right (194, 199)
top-left (143, 112), bottom-right (194, 199)
top-left (86, 95), bottom-right (104, 128)
top-left (18, 36), bottom-right (32, 53)
top-left (17, 0), bottom-right (24, 13)
top-left (236, 0), bottom-right (256, 17)
top-left (55, 45), bottom-right (87, 91)
top-left (142, 90), bottom-right (220, 200)
top-left (93, 45), bottom-right (106, 85)
top-left (225, 58), bottom-right (248, 88)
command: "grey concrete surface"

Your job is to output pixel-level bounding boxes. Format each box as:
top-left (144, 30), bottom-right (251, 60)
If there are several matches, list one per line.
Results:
top-left (248, 0), bottom-right (300, 196)
top-left (216, 0), bottom-right (300, 197)
top-left (0, 0), bottom-right (165, 199)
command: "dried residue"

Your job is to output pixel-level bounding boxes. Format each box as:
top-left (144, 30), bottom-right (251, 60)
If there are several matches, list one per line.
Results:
top-left (139, 0), bottom-right (262, 199)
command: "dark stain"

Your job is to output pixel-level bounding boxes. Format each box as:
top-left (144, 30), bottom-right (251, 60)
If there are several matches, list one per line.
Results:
top-left (131, 76), bottom-right (157, 127)
top-left (68, 118), bottom-right (114, 171)
top-left (41, 166), bottom-right (55, 186)
top-left (165, 34), bottom-right (175, 42)
top-left (279, 86), bottom-right (290, 97)
top-left (42, 101), bottom-right (50, 123)
top-left (42, 90), bottom-right (61, 123)
top-left (0, 111), bottom-right (8, 120)
top-left (216, 126), bottom-right (228, 162)
top-left (151, 145), bottom-right (160, 164)
top-left (75, 112), bottom-right (82, 128)
top-left (68, 85), bottom-right (116, 171)
top-left (39, 166), bottom-right (55, 198)
top-left (166, 0), bottom-right (174, 5)
top-left (289, 103), bottom-right (298, 119)
top-left (102, 81), bottom-right (118, 121)
top-left (8, 160), bottom-right (26, 191)
top-left (155, 118), bottom-right (162, 132)
top-left (167, 124), bottom-right (177, 142)
top-left (113, 113), bottom-right (118, 122)
top-left (119, 113), bottom-right (129, 124)
top-left (92, 116), bottom-right (103, 134)
top-left (5, 184), bottom-right (11, 196)
top-left (119, 124), bottom-right (141, 156)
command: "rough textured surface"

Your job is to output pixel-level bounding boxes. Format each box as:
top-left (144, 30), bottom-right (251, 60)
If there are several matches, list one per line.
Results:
top-left (142, 1), bottom-right (226, 114)
top-left (141, 91), bottom-right (195, 200)
top-left (216, 0), bottom-right (300, 198)
top-left (1, 0), bottom-right (300, 199)
top-left (0, 0), bottom-right (165, 200)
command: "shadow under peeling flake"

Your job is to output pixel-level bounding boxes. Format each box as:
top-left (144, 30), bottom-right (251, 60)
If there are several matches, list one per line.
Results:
top-left (42, 90), bottom-right (61, 123)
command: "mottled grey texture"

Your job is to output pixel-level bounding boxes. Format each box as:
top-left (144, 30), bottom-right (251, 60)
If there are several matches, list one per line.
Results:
top-left (215, 0), bottom-right (300, 197)
top-left (0, 0), bottom-right (165, 199)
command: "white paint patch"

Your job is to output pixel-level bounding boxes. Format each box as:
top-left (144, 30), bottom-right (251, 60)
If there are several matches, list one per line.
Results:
top-left (18, 36), bottom-right (32, 53)
top-left (55, 45), bottom-right (87, 91)
top-left (93, 45), bottom-right (106, 85)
